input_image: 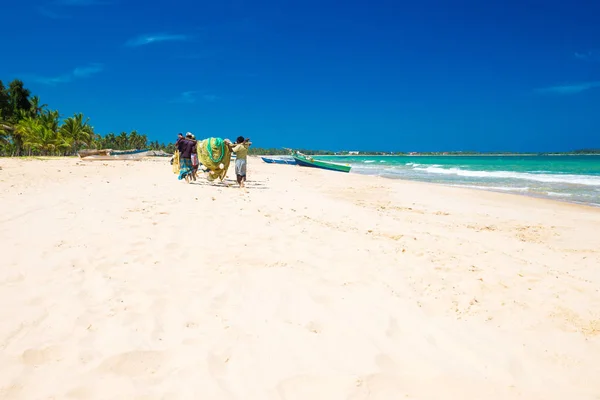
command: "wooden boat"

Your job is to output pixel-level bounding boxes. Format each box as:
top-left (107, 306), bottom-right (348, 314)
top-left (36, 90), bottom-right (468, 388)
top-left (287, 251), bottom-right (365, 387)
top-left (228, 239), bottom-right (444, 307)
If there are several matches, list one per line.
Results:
top-left (261, 156), bottom-right (297, 165)
top-left (111, 149), bottom-right (150, 156)
top-left (77, 149), bottom-right (112, 157)
top-left (79, 149), bottom-right (150, 161)
top-left (291, 151), bottom-right (351, 173)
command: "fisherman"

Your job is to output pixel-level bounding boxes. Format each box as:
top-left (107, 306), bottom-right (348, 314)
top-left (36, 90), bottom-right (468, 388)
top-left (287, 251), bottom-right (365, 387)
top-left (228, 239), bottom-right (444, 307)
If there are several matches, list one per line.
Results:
top-left (188, 132), bottom-right (199, 181)
top-left (170, 133), bottom-right (184, 165)
top-left (229, 136), bottom-right (252, 189)
top-left (177, 133), bottom-right (196, 182)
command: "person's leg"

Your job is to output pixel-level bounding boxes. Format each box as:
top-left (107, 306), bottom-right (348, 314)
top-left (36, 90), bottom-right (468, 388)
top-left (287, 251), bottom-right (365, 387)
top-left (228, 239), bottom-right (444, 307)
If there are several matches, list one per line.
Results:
top-left (178, 159), bottom-right (185, 180)
top-left (179, 158), bottom-right (192, 182)
top-left (191, 155), bottom-right (198, 181)
top-left (235, 159), bottom-right (246, 188)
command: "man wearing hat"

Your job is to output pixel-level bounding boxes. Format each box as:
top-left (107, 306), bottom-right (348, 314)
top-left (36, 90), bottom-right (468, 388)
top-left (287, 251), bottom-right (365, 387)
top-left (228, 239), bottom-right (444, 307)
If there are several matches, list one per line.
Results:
top-left (176, 132), bottom-right (196, 182)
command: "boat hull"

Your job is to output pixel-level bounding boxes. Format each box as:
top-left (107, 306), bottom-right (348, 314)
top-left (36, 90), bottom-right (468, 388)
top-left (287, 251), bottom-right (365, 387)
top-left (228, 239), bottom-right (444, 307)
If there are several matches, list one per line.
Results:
top-left (261, 157), bottom-right (297, 165)
top-left (292, 155), bottom-right (351, 173)
top-left (79, 149), bottom-right (151, 161)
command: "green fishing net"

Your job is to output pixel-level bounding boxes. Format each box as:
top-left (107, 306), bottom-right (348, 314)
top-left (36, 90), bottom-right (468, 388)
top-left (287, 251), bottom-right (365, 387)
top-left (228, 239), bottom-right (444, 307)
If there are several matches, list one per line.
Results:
top-left (197, 138), bottom-right (232, 181)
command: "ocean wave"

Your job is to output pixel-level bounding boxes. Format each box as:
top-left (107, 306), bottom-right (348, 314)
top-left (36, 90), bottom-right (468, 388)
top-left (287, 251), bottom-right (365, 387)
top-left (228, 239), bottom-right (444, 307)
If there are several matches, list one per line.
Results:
top-left (547, 192), bottom-right (573, 197)
top-left (405, 163), bottom-right (441, 168)
top-left (451, 185), bottom-right (531, 192)
top-left (363, 160), bottom-right (376, 163)
top-left (413, 166), bottom-right (600, 186)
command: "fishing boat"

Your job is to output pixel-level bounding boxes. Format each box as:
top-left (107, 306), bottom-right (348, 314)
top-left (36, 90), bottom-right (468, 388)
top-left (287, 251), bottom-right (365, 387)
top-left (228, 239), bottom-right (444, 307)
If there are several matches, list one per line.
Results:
top-left (261, 156), bottom-right (297, 165)
top-left (78, 148), bottom-right (151, 161)
top-left (290, 151), bottom-right (351, 173)
top-left (77, 149), bottom-right (112, 157)
top-left (111, 149), bottom-right (150, 156)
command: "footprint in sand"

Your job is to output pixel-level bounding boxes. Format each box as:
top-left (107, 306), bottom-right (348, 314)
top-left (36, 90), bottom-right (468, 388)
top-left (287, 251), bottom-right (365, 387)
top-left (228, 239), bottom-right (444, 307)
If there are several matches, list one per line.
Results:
top-left (374, 354), bottom-right (397, 372)
top-left (276, 375), bottom-right (349, 399)
top-left (347, 374), bottom-right (411, 399)
top-left (96, 350), bottom-right (166, 377)
top-left (0, 384), bottom-right (25, 399)
top-left (385, 317), bottom-right (402, 339)
top-left (1, 272), bottom-right (24, 285)
top-left (21, 346), bottom-right (63, 366)
top-left (210, 291), bottom-right (229, 311)
top-left (66, 386), bottom-right (95, 399)
top-left (305, 321), bottom-right (322, 334)
top-left (207, 350), bottom-right (232, 377)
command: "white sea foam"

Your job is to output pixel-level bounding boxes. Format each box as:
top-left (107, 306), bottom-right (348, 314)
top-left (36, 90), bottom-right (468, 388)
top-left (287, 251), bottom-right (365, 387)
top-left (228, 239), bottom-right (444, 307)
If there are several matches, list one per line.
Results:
top-left (547, 192), bottom-right (573, 197)
top-left (451, 185), bottom-right (531, 193)
top-left (413, 166), bottom-right (600, 186)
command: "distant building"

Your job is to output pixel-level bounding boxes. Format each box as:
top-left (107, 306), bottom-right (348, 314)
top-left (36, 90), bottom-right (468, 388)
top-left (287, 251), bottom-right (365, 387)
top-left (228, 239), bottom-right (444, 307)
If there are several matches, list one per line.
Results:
top-left (348, 151), bottom-right (359, 155)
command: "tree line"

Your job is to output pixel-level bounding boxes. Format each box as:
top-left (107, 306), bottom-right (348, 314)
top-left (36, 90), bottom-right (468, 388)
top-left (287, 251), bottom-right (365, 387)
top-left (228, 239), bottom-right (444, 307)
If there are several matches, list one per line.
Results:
top-left (0, 79), bottom-right (173, 157)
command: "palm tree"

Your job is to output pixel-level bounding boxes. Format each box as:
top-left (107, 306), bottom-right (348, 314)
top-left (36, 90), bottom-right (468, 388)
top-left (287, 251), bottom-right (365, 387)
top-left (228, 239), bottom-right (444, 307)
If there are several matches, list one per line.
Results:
top-left (0, 126), bottom-right (9, 149)
top-left (16, 117), bottom-right (42, 155)
top-left (59, 113), bottom-right (91, 154)
top-left (116, 131), bottom-right (129, 149)
top-left (24, 122), bottom-right (58, 155)
top-left (56, 133), bottom-right (73, 156)
top-left (29, 96), bottom-right (48, 117)
top-left (0, 110), bottom-right (15, 155)
top-left (39, 109), bottom-right (60, 134)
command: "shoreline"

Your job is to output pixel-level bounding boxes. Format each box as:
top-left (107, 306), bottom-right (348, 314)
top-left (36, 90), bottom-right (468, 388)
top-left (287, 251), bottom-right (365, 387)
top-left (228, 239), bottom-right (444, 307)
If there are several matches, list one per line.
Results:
top-left (255, 156), bottom-right (600, 208)
top-left (441, 181), bottom-right (600, 209)
top-left (357, 173), bottom-right (600, 209)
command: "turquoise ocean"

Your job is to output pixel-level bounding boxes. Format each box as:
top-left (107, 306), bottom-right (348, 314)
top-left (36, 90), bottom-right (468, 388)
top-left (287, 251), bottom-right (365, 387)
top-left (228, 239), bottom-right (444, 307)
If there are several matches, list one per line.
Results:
top-left (311, 155), bottom-right (600, 206)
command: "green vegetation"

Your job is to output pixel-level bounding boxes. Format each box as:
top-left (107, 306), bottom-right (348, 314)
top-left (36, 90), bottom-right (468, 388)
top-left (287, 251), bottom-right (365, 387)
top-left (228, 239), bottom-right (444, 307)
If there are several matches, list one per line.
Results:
top-left (248, 148), bottom-right (338, 156)
top-left (0, 79), bottom-right (172, 157)
top-left (566, 149), bottom-right (600, 155)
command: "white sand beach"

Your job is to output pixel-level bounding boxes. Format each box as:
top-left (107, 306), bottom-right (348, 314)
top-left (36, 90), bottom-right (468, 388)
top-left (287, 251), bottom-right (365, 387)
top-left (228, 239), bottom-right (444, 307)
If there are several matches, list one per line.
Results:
top-left (1, 156), bottom-right (599, 399)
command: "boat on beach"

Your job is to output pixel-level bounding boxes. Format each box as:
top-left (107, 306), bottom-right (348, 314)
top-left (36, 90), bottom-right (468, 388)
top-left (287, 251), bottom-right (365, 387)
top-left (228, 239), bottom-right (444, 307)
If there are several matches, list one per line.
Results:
top-left (290, 151), bottom-right (351, 173)
top-left (261, 156), bottom-right (297, 165)
top-left (78, 148), bottom-right (151, 161)
top-left (77, 149), bottom-right (112, 157)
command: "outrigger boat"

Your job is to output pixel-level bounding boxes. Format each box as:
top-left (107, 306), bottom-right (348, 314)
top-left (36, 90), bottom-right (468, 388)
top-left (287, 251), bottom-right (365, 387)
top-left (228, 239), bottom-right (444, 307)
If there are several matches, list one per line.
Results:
top-left (289, 150), bottom-right (351, 173)
top-left (261, 156), bottom-right (297, 165)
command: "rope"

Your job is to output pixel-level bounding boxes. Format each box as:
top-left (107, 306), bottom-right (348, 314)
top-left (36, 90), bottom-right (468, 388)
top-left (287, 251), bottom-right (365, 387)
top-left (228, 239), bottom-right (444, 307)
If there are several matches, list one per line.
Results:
top-left (207, 138), bottom-right (225, 163)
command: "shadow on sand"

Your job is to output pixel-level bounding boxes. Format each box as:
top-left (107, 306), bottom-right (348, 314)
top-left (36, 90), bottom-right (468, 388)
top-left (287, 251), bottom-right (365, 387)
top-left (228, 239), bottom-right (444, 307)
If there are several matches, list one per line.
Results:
top-left (188, 176), bottom-right (269, 190)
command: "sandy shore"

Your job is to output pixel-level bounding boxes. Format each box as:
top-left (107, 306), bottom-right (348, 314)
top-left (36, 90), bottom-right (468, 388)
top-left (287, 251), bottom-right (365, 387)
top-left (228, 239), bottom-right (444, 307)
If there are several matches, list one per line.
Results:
top-left (1, 156), bottom-right (599, 399)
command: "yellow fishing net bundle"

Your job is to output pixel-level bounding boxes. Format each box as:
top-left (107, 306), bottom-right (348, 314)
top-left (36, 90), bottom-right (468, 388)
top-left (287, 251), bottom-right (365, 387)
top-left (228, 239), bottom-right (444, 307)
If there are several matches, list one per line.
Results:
top-left (172, 151), bottom-right (180, 174)
top-left (197, 138), bottom-right (232, 181)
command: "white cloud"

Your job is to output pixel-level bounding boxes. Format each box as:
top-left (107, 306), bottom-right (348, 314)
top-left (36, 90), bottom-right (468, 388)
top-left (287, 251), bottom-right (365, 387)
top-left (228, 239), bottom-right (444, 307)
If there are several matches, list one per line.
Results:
top-left (536, 81), bottom-right (600, 95)
top-left (28, 63), bottom-right (104, 86)
top-left (125, 33), bottom-right (188, 47)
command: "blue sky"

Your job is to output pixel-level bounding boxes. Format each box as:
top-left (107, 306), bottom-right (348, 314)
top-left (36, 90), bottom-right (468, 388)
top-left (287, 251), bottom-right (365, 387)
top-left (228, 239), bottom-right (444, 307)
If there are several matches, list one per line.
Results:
top-left (1, 0), bottom-right (599, 152)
